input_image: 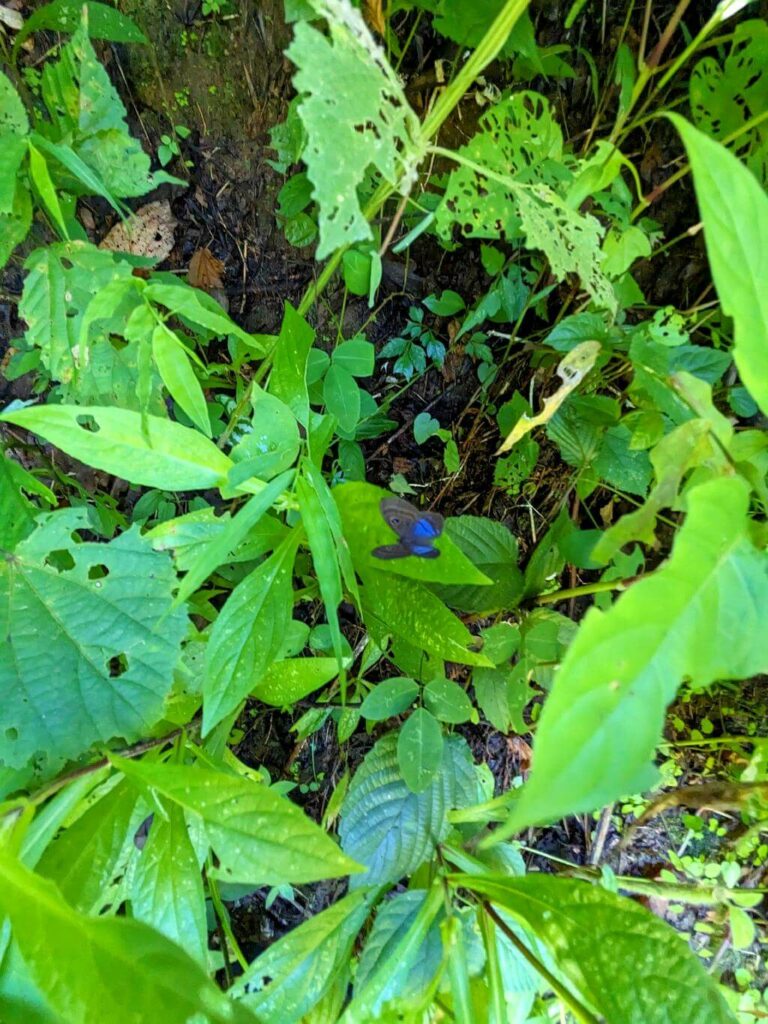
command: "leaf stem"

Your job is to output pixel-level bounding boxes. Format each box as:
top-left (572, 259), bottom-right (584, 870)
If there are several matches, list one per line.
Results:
top-left (534, 576), bottom-right (642, 605)
top-left (206, 858), bottom-right (249, 975)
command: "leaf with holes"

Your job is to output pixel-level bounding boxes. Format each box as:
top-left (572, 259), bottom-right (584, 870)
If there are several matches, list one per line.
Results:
top-left (287, 0), bottom-right (424, 258)
top-left (0, 509), bottom-right (188, 770)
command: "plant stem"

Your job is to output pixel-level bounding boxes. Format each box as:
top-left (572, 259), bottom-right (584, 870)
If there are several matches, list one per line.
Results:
top-left (207, 859), bottom-right (249, 975)
top-left (534, 576), bottom-right (641, 605)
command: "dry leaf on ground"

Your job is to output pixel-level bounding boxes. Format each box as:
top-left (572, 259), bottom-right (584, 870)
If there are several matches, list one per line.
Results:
top-left (188, 247), bottom-right (225, 290)
top-left (99, 200), bottom-right (177, 261)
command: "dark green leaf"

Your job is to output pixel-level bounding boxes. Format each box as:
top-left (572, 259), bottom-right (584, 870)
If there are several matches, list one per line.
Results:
top-left (360, 677), bottom-right (419, 721)
top-left (423, 677), bottom-right (473, 724)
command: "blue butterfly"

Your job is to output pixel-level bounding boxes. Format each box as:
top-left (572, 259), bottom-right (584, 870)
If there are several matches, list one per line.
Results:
top-left (372, 497), bottom-right (444, 560)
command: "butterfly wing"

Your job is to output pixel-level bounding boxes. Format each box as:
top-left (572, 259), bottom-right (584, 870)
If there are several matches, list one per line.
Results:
top-left (375, 497), bottom-right (444, 559)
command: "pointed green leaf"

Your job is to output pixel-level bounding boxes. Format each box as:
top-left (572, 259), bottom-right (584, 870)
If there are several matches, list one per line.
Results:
top-left (203, 530), bottom-right (300, 733)
top-left (360, 677), bottom-right (419, 721)
top-left (252, 657), bottom-right (339, 705)
top-left (495, 476), bottom-right (768, 836)
top-left (152, 322), bottom-right (211, 437)
top-left (113, 757), bottom-right (361, 885)
top-left (0, 405), bottom-right (233, 490)
top-left (269, 303), bottom-right (315, 425)
top-left (397, 708), bottom-right (444, 792)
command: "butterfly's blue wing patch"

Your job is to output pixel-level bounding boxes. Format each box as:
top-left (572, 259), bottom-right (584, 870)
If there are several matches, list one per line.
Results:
top-left (412, 517), bottom-right (440, 540)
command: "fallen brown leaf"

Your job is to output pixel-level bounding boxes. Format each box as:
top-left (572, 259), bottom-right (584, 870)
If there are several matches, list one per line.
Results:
top-left (188, 247), bottom-right (225, 290)
top-left (363, 0), bottom-right (385, 36)
top-left (99, 200), bottom-right (177, 261)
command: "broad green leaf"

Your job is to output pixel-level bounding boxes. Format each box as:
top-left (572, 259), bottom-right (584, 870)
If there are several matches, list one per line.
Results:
top-left (0, 511), bottom-right (188, 769)
top-left (28, 144), bottom-right (69, 238)
top-left (152, 322), bottom-right (211, 437)
top-left (203, 531), bottom-right (300, 734)
top-left (113, 757), bottom-right (361, 885)
top-left (397, 708), bottom-right (444, 793)
top-left (0, 135), bottom-right (29, 213)
top-left (143, 281), bottom-right (260, 350)
top-left (131, 799), bottom-right (207, 965)
top-left (340, 733), bottom-right (481, 886)
top-left (286, 1), bottom-right (423, 257)
top-left (334, 481), bottom-right (491, 586)
top-left (436, 92), bottom-right (614, 312)
top-left (252, 657), bottom-right (339, 705)
top-left (670, 114), bottom-right (768, 416)
top-left (0, 405), bottom-right (233, 491)
top-left (423, 677), bottom-right (473, 724)
top-left (480, 622), bottom-right (520, 664)
top-left (298, 467), bottom-right (346, 673)
top-left (690, 19), bottom-right (768, 185)
top-left (362, 568), bottom-right (492, 667)
top-left (0, 849), bottom-right (256, 1024)
top-left (354, 889), bottom-right (444, 1017)
top-left (269, 302), bottom-right (315, 425)
top-left (38, 23), bottom-right (174, 197)
top-left (19, 242), bottom-right (135, 383)
top-left (459, 874), bottom-right (735, 1024)
top-left (174, 470), bottom-right (294, 606)
top-left (0, 70), bottom-right (29, 136)
top-left (229, 389), bottom-right (300, 483)
top-left (332, 337), bottom-right (375, 377)
top-left (0, 938), bottom-right (60, 1024)
top-left (495, 476), bottom-right (768, 836)
top-left (0, 184), bottom-right (32, 269)
top-left (13, 0), bottom-right (147, 54)
top-left (233, 889), bottom-right (372, 1022)
top-left (434, 515), bottom-right (523, 612)
top-left (323, 363), bottom-right (360, 433)
top-left (0, 452), bottom-right (51, 550)
top-left (360, 677), bottom-right (419, 721)
top-left (37, 778), bottom-right (138, 913)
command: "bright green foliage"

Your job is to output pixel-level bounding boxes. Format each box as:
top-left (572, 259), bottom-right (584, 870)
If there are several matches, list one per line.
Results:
top-left (671, 114), bottom-right (768, 417)
top-left (252, 656), bottom-right (340, 705)
top-left (340, 733), bottom-right (481, 886)
top-left (496, 477), bottom-right (768, 835)
top-left (203, 530), bottom-right (301, 733)
top-left (113, 756), bottom-right (361, 885)
top-left (286, 0), bottom-right (424, 258)
top-left (130, 799), bottom-right (208, 965)
top-left (360, 677), bottom-right (419, 721)
top-left (234, 889), bottom-right (373, 1021)
top-left (461, 874), bottom-right (735, 1024)
top-left (13, 1), bottom-right (148, 54)
top-left (397, 707), bottom-right (444, 792)
top-left (690, 20), bottom-right (768, 183)
top-left (0, 510), bottom-right (188, 770)
top-left (436, 92), bottom-right (615, 311)
top-left (0, 849), bottom-right (258, 1024)
top-left (0, 405), bottom-right (233, 491)
top-left (435, 515), bottom-right (524, 613)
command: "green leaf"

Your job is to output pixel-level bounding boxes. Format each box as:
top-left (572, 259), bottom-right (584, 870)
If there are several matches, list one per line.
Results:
top-left (340, 732), bottom-right (480, 886)
top-left (334, 481), bottom-right (491, 586)
top-left (230, 389), bottom-right (300, 483)
top-left (233, 889), bottom-right (372, 1022)
top-left (480, 622), bottom-right (520, 664)
top-left (459, 874), bottom-right (735, 1024)
top-left (0, 451), bottom-right (51, 550)
top-left (323, 363), bottom-right (360, 433)
top-left (434, 515), bottom-right (523, 613)
top-left (20, 242), bottom-right (135, 384)
top-left (422, 289), bottom-right (465, 315)
top-left (593, 424), bottom-right (652, 496)
top-left (0, 405), bottom-right (233, 491)
top-left (362, 568), bottom-right (492, 667)
top-left (0, 184), bottom-right (32, 270)
top-left (0, 512), bottom-right (188, 769)
top-left (269, 303), bottom-right (316, 424)
top-left (495, 476), bottom-right (768, 835)
top-left (297, 467), bottom-right (346, 673)
top-left (423, 677), bottom-right (473, 724)
top-left (342, 249), bottom-right (374, 296)
top-left (28, 144), bottom-right (69, 238)
top-left (0, 135), bottom-right (29, 214)
top-left (131, 799), bottom-right (208, 965)
top-left (0, 849), bottom-right (257, 1024)
top-left (202, 530), bottom-right (300, 734)
top-left (113, 757), bottom-right (361, 885)
top-left (13, 1), bottom-right (147, 54)
top-left (143, 281), bottom-right (259, 350)
top-left (286, 3), bottom-right (423, 257)
top-left (397, 709), bottom-right (444, 792)
top-left (332, 337), bottom-right (375, 377)
top-left (360, 677), bottom-right (419, 721)
top-left (413, 412), bottom-right (442, 445)
top-left (37, 779), bottom-right (138, 913)
top-left (670, 114), bottom-right (768, 417)
top-left (152, 322), bottom-right (212, 437)
top-left (0, 70), bottom-right (29, 136)
top-left (174, 470), bottom-right (294, 606)
top-left (252, 657), bottom-right (339, 705)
